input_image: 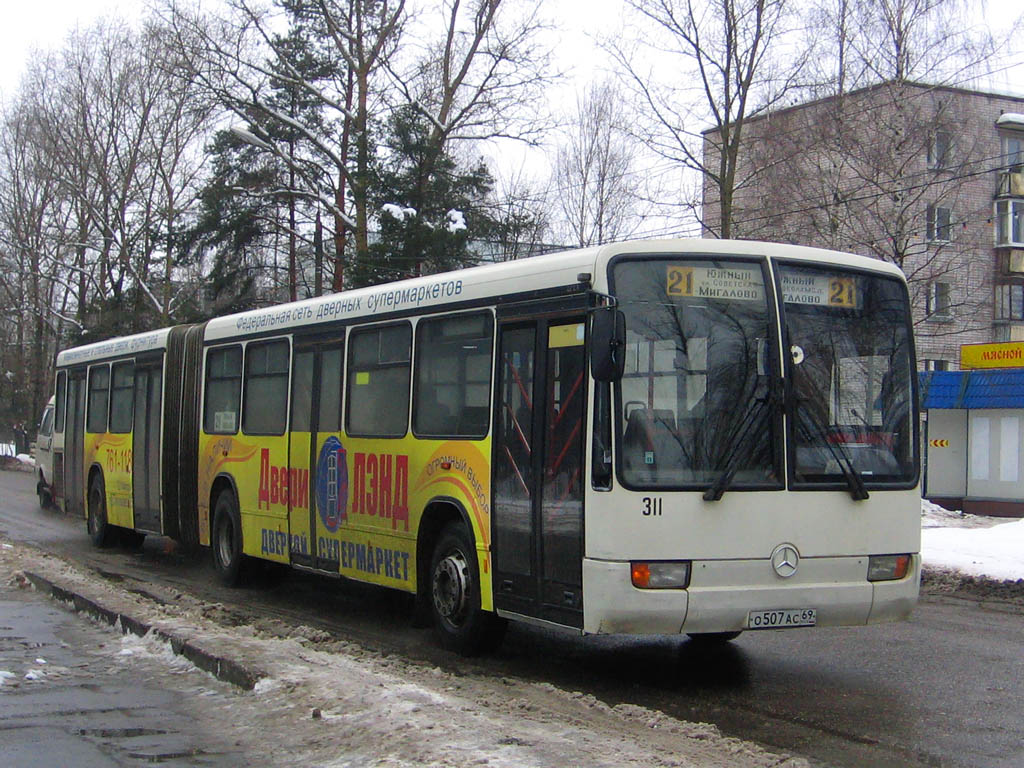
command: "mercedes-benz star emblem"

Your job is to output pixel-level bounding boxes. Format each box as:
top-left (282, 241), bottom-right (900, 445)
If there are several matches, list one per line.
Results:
top-left (771, 543), bottom-right (800, 578)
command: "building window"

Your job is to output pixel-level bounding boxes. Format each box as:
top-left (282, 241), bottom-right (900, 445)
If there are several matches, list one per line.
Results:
top-left (923, 359), bottom-right (950, 371)
top-left (926, 204), bottom-right (952, 242)
top-left (926, 281), bottom-right (952, 319)
top-left (1003, 135), bottom-right (1024, 172)
top-left (996, 200), bottom-right (1024, 246)
top-left (995, 283), bottom-right (1024, 321)
top-left (995, 325), bottom-right (1011, 342)
top-left (928, 130), bottom-right (951, 169)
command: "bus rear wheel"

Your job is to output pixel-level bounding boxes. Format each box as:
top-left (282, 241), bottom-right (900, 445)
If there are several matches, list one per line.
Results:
top-left (429, 522), bottom-right (505, 655)
top-left (212, 491), bottom-right (245, 587)
top-left (87, 476), bottom-right (112, 548)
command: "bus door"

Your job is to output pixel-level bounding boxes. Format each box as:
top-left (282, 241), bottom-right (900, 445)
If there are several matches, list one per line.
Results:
top-left (288, 336), bottom-right (345, 572)
top-left (132, 359), bottom-right (163, 533)
top-left (65, 368), bottom-right (87, 517)
top-left (492, 313), bottom-right (587, 629)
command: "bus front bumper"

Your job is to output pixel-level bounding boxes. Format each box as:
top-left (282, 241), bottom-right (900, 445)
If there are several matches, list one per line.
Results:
top-left (582, 555), bottom-right (920, 636)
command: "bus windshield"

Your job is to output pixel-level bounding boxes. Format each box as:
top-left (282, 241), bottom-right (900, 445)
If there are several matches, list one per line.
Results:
top-left (612, 257), bottom-right (780, 489)
top-left (779, 264), bottom-right (917, 486)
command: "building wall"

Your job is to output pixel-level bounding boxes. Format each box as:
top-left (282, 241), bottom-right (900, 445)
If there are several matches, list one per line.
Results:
top-left (704, 82), bottom-right (1024, 370)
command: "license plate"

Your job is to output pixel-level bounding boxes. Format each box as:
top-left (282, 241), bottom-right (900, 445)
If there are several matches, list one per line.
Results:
top-left (748, 608), bottom-right (816, 629)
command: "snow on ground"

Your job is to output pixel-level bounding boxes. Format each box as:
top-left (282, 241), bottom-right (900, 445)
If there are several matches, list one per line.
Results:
top-left (0, 535), bottom-right (808, 768)
top-left (920, 500), bottom-right (1024, 582)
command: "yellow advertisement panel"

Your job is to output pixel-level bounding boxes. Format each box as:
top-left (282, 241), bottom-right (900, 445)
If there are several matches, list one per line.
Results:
top-left (86, 432), bottom-right (134, 528)
top-left (197, 431), bottom-right (494, 609)
top-left (960, 341), bottom-right (1024, 369)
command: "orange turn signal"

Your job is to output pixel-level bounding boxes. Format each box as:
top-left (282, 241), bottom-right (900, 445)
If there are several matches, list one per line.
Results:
top-left (630, 561), bottom-right (691, 589)
top-left (867, 554), bottom-right (912, 582)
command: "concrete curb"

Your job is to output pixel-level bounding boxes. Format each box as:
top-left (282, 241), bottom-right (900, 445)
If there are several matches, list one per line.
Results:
top-left (24, 570), bottom-right (264, 691)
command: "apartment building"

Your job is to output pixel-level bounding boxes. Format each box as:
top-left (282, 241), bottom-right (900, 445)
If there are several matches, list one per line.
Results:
top-left (703, 81), bottom-right (1024, 370)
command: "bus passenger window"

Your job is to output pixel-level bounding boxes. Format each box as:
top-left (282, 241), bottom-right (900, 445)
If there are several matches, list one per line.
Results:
top-left (243, 339), bottom-right (290, 435)
top-left (347, 324), bottom-right (411, 437)
top-left (318, 346), bottom-right (344, 433)
top-left (86, 365), bottom-right (110, 434)
top-left (413, 312), bottom-right (493, 439)
top-left (109, 362), bottom-right (134, 433)
top-left (54, 371), bottom-right (67, 434)
top-left (204, 346), bottom-right (242, 435)
top-left (291, 350), bottom-right (314, 433)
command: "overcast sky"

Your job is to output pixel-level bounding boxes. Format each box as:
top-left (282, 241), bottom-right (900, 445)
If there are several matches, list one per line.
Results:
top-left (2, 1), bottom-right (1020, 100)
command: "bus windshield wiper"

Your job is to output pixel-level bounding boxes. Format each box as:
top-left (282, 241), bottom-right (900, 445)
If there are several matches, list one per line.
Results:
top-left (703, 379), bottom-right (780, 502)
top-left (794, 404), bottom-right (869, 501)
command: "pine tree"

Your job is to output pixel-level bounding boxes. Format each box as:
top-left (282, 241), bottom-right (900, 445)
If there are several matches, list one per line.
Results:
top-left (351, 106), bottom-right (498, 288)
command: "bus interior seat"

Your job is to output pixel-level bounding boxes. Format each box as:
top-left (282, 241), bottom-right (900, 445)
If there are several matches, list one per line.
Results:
top-left (458, 406), bottom-right (489, 435)
top-left (651, 409), bottom-right (676, 431)
top-left (623, 408), bottom-right (686, 476)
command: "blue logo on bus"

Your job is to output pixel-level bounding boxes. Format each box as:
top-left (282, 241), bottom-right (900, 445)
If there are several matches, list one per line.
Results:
top-left (316, 436), bottom-right (348, 532)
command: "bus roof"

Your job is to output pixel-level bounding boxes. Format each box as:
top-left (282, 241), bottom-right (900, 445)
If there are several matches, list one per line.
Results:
top-left (56, 327), bottom-right (172, 368)
top-left (53, 239), bottom-right (907, 361)
top-left (203, 239), bottom-right (904, 343)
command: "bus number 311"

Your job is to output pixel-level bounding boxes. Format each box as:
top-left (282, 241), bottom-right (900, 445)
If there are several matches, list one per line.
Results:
top-left (642, 497), bottom-right (663, 516)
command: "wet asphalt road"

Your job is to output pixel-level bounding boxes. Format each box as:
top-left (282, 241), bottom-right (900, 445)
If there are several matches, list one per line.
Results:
top-left (1, 467), bottom-right (1022, 768)
top-left (0, 582), bottom-right (244, 767)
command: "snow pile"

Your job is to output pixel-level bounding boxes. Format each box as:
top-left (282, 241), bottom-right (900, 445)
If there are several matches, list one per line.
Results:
top-left (381, 203), bottom-right (417, 221)
top-left (445, 208), bottom-right (466, 232)
top-left (921, 499), bottom-right (1024, 581)
top-left (922, 519), bottom-right (1024, 581)
top-left (919, 499), bottom-right (1008, 530)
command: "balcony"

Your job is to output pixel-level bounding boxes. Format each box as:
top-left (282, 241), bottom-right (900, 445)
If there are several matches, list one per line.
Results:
top-left (997, 170), bottom-right (1024, 197)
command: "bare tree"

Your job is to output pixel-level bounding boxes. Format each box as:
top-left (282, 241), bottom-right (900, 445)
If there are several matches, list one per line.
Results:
top-left (0, 91), bottom-right (68, 428)
top-left (554, 81), bottom-right (641, 247)
top-left (392, 0), bottom-right (555, 150)
top-left (485, 166), bottom-right (553, 260)
top-left (162, 0), bottom-right (405, 292)
top-left (808, 0), bottom-right (995, 92)
top-left (608, 0), bottom-right (812, 239)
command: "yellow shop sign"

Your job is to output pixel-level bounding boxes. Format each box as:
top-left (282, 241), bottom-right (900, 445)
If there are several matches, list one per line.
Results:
top-left (961, 341), bottom-right (1024, 369)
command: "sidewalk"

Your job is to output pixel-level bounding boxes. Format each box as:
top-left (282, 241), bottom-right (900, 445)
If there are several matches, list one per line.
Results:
top-left (0, 577), bottom-right (244, 767)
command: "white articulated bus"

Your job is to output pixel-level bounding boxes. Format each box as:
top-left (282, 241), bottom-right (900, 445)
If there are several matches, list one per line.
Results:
top-left (49, 239), bottom-right (920, 654)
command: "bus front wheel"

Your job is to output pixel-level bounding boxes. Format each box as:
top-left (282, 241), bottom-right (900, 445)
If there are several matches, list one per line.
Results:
top-left (37, 479), bottom-right (53, 510)
top-left (212, 491), bottom-right (245, 587)
top-left (429, 522), bottom-right (505, 655)
top-left (87, 475), bottom-right (112, 548)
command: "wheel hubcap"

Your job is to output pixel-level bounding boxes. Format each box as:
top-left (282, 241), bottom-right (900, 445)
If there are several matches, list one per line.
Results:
top-left (433, 550), bottom-right (470, 625)
top-left (88, 490), bottom-right (102, 534)
top-left (217, 518), bottom-right (234, 567)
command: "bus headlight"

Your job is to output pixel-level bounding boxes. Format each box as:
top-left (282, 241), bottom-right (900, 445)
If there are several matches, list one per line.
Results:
top-left (867, 554), bottom-right (911, 582)
top-left (631, 561), bottom-right (691, 589)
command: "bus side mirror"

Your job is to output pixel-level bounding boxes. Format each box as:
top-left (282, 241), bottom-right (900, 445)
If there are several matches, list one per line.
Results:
top-left (591, 308), bottom-right (625, 382)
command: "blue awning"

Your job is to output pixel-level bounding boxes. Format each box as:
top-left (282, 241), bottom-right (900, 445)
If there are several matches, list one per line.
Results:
top-left (920, 369), bottom-right (1024, 409)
